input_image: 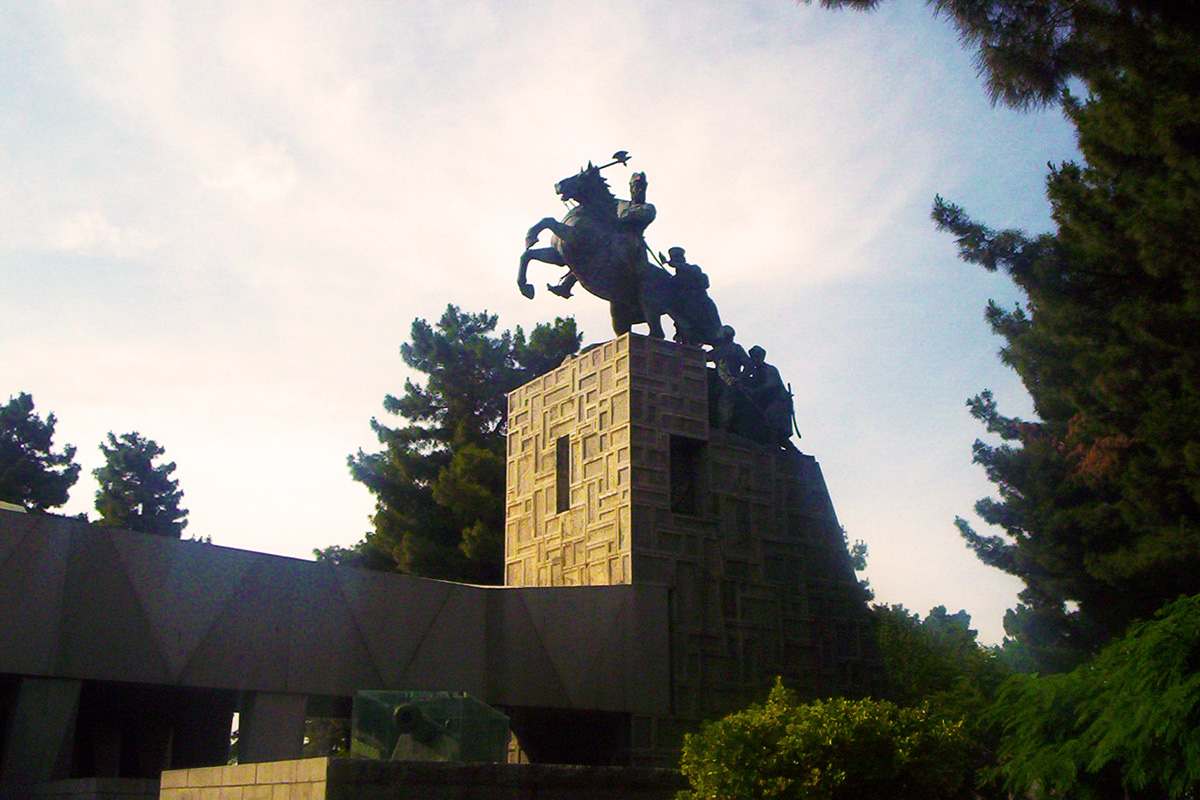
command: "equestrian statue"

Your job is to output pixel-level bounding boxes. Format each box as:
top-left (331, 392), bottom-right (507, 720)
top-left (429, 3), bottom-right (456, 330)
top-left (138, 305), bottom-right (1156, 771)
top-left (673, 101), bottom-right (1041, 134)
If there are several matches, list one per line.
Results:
top-left (516, 153), bottom-right (799, 450)
top-left (518, 154), bottom-right (721, 343)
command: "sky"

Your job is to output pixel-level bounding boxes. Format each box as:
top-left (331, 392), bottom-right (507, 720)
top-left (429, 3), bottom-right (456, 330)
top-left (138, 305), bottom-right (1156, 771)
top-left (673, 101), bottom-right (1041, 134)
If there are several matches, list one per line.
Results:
top-left (1, 0), bottom-right (1081, 643)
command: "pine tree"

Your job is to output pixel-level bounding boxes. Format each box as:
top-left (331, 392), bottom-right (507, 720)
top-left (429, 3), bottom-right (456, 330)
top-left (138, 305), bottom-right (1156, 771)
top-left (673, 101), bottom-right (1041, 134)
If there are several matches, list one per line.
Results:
top-left (816, 0), bottom-right (1200, 668)
top-left (0, 392), bottom-right (80, 512)
top-left (936, 19), bottom-right (1200, 668)
top-left (812, 0), bottom-right (1199, 109)
top-left (93, 432), bottom-right (189, 537)
top-left (322, 306), bottom-right (581, 583)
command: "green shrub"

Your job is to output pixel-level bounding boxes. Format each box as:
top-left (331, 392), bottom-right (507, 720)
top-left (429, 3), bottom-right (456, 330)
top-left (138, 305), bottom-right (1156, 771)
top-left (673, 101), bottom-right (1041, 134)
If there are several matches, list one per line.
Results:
top-left (678, 679), bottom-right (972, 800)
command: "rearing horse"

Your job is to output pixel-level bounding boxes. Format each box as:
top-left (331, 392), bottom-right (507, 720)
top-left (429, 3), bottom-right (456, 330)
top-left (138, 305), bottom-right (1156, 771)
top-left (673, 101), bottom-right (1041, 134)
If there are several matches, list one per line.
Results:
top-left (518, 165), bottom-right (672, 338)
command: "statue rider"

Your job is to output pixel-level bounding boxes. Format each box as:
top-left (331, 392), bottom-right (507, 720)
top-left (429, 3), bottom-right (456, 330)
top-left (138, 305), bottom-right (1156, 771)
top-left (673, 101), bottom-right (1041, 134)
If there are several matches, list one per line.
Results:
top-left (549, 171), bottom-right (656, 298)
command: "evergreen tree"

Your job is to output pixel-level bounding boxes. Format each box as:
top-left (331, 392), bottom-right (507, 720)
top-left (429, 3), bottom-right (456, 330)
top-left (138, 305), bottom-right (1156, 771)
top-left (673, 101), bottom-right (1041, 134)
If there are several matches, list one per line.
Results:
top-left (94, 432), bottom-right (188, 537)
top-left (937, 21), bottom-right (1200, 667)
top-left (819, 0), bottom-right (1200, 671)
top-left (812, 0), bottom-right (1198, 109)
top-left (0, 392), bottom-right (80, 511)
top-left (322, 305), bottom-right (581, 583)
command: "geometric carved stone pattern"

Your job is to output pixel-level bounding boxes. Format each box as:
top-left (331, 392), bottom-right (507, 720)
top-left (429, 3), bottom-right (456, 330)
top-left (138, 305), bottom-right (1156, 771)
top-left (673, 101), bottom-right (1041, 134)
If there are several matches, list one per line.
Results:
top-left (506, 336), bottom-right (638, 588)
top-left (506, 334), bottom-right (879, 764)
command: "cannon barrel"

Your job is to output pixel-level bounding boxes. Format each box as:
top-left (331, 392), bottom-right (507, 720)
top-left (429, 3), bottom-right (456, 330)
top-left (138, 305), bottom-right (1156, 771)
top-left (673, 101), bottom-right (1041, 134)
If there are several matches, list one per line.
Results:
top-left (392, 702), bottom-right (446, 746)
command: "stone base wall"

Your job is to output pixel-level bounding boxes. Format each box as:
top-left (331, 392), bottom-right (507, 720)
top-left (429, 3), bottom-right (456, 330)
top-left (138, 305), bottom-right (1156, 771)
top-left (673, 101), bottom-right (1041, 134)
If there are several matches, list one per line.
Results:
top-left (160, 758), bottom-right (685, 800)
top-left (160, 758), bottom-right (327, 799)
top-left (504, 335), bottom-right (881, 764)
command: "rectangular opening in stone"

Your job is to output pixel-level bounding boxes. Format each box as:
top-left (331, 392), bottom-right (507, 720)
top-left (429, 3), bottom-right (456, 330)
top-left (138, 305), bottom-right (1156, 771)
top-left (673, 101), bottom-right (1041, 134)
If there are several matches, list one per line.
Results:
top-left (669, 435), bottom-right (706, 516)
top-left (555, 435), bottom-right (570, 514)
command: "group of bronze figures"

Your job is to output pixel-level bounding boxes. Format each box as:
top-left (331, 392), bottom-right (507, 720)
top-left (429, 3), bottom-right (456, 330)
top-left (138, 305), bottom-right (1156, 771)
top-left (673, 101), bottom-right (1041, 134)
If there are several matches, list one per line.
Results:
top-left (518, 154), bottom-right (797, 449)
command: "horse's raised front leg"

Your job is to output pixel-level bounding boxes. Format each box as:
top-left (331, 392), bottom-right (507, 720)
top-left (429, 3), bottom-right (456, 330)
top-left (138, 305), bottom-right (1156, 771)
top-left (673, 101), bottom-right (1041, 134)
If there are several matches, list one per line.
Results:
top-left (524, 217), bottom-right (571, 249)
top-left (518, 246), bottom-right (567, 299)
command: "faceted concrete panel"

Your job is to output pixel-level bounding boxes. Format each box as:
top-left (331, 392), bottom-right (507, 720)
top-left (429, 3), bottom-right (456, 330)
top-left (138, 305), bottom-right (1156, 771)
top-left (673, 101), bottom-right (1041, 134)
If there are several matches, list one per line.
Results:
top-left (334, 570), bottom-right (462, 687)
top-left (0, 509), bottom-right (37, 569)
top-left (0, 515), bottom-right (71, 675)
top-left (111, 533), bottom-right (259, 681)
top-left (285, 562), bottom-right (381, 694)
top-left (486, 583), bottom-right (669, 716)
top-left (490, 589), bottom-right (573, 709)
top-left (515, 587), bottom-right (634, 710)
top-left (179, 556), bottom-right (294, 691)
top-left (0, 505), bottom-right (679, 773)
top-left (56, 529), bottom-right (171, 684)
top-left (393, 584), bottom-right (488, 695)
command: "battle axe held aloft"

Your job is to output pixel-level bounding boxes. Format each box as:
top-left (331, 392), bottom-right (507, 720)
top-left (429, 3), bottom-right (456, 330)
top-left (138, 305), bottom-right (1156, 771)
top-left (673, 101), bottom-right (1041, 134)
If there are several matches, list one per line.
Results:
top-left (596, 150), bottom-right (631, 170)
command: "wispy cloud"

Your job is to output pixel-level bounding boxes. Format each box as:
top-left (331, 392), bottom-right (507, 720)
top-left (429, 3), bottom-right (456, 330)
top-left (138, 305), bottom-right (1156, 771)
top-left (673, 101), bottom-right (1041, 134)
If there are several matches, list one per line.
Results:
top-left (200, 141), bottom-right (298, 205)
top-left (53, 210), bottom-right (163, 255)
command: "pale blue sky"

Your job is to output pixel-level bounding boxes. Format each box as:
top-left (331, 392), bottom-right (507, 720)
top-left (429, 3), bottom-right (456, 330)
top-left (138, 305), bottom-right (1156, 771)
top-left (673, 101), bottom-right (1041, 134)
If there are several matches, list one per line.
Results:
top-left (0, 0), bottom-right (1079, 642)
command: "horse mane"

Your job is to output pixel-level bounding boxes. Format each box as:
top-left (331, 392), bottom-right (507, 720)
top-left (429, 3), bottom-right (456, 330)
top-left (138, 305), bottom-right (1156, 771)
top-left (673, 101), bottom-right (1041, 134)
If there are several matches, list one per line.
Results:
top-left (575, 166), bottom-right (618, 220)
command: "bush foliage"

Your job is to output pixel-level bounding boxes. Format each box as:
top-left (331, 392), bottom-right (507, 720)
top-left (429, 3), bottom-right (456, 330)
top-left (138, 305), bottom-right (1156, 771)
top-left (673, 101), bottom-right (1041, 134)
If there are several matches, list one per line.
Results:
top-left (989, 594), bottom-right (1200, 799)
top-left (677, 680), bottom-right (971, 800)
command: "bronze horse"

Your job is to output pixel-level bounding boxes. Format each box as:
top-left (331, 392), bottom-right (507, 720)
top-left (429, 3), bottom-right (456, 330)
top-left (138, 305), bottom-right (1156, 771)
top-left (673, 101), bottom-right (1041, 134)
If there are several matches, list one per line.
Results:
top-left (518, 165), bottom-right (674, 338)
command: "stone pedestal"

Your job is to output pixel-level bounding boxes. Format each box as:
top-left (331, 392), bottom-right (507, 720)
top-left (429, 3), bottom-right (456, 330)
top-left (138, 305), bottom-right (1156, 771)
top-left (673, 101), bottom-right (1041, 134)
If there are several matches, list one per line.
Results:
top-left (505, 335), bottom-right (878, 762)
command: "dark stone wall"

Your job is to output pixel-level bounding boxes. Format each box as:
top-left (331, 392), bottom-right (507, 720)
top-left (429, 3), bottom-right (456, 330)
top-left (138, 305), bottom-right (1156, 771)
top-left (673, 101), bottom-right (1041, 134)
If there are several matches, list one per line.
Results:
top-left (0, 508), bottom-right (669, 783)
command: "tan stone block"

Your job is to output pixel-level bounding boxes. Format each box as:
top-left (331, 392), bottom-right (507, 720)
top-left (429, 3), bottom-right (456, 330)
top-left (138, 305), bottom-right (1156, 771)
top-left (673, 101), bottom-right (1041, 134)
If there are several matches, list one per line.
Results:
top-left (295, 757), bottom-right (328, 782)
top-left (161, 768), bottom-right (190, 788)
top-left (189, 766), bottom-right (224, 788)
top-left (244, 785), bottom-right (273, 800)
top-left (285, 782), bottom-right (315, 800)
top-left (256, 759), bottom-right (297, 785)
top-left (219, 786), bottom-right (245, 800)
top-left (227, 763), bottom-right (258, 785)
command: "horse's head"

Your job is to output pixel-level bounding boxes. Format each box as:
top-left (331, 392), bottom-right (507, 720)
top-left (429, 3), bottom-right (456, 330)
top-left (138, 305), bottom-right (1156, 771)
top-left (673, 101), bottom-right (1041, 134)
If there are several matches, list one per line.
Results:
top-left (554, 163), bottom-right (614, 212)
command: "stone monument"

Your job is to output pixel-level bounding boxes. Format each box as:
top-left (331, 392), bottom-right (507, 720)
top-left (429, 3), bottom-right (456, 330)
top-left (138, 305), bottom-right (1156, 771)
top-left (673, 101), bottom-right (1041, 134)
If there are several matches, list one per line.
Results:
top-left (518, 155), bottom-right (722, 345)
top-left (504, 334), bottom-right (878, 764)
top-left (509, 155), bottom-right (878, 761)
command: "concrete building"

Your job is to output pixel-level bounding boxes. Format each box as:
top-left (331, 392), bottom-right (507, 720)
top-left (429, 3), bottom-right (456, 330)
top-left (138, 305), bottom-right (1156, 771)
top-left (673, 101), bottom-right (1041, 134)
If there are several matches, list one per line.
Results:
top-left (0, 334), bottom-right (876, 797)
